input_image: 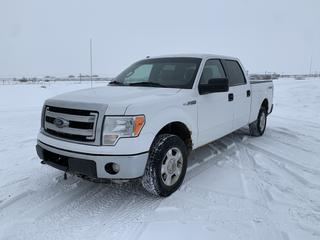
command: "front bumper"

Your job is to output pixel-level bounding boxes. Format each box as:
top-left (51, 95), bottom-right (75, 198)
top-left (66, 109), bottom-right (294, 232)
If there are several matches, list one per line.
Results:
top-left (36, 141), bottom-right (149, 179)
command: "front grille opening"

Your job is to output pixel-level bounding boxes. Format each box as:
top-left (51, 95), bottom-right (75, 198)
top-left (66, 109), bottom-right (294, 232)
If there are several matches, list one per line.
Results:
top-left (46, 106), bottom-right (93, 116)
top-left (46, 129), bottom-right (92, 142)
top-left (45, 116), bottom-right (94, 129)
top-left (43, 106), bottom-right (99, 143)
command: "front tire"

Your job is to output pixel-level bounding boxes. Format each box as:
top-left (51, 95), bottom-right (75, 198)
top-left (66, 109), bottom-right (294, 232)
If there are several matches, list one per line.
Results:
top-left (249, 106), bottom-right (267, 136)
top-left (142, 134), bottom-right (188, 197)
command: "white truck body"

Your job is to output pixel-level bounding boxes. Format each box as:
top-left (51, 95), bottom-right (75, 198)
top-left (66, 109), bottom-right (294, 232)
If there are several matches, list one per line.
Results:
top-left (36, 54), bottom-right (273, 195)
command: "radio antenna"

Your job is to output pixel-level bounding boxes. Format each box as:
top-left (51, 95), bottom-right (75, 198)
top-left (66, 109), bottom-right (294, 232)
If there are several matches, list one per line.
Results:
top-left (90, 38), bottom-right (93, 88)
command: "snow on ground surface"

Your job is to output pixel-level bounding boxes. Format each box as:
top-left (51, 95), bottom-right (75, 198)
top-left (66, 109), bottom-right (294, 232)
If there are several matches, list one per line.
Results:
top-left (0, 79), bottom-right (320, 240)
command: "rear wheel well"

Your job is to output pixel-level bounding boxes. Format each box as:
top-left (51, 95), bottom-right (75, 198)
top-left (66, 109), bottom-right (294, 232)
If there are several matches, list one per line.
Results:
top-left (156, 122), bottom-right (192, 152)
top-left (261, 99), bottom-right (269, 112)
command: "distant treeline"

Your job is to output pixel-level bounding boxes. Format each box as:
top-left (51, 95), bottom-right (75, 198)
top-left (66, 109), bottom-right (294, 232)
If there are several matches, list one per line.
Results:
top-left (249, 73), bottom-right (280, 80)
top-left (5, 76), bottom-right (111, 83)
top-left (249, 73), bottom-right (320, 80)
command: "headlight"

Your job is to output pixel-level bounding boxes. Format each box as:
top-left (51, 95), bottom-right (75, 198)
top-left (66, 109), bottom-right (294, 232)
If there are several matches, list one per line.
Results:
top-left (102, 115), bottom-right (145, 145)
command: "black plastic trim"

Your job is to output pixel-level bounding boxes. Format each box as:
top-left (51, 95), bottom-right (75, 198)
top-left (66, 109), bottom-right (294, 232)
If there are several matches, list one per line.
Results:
top-left (38, 141), bottom-right (149, 157)
top-left (37, 144), bottom-right (98, 178)
top-left (250, 80), bottom-right (273, 84)
top-left (268, 104), bottom-right (274, 115)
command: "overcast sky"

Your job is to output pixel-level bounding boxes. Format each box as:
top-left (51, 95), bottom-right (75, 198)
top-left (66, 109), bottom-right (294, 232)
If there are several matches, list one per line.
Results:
top-left (1, 0), bottom-right (320, 77)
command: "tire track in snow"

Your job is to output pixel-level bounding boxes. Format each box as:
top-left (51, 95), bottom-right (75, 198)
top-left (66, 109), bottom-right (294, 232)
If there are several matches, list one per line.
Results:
top-left (94, 135), bottom-right (248, 240)
top-left (6, 178), bottom-right (162, 240)
top-left (141, 133), bottom-right (285, 240)
top-left (266, 129), bottom-right (320, 154)
top-left (271, 115), bottom-right (320, 129)
top-left (230, 131), bottom-right (320, 237)
top-left (243, 145), bottom-right (320, 238)
top-left (184, 137), bottom-right (240, 183)
top-left (1, 180), bottom-right (126, 239)
top-left (86, 181), bottom-right (162, 239)
top-left (234, 143), bottom-right (287, 239)
top-left (243, 140), bottom-right (320, 192)
top-left (0, 177), bottom-right (29, 189)
top-left (246, 140), bottom-right (320, 176)
top-left (34, 182), bottom-right (105, 220)
top-left (243, 149), bottom-right (320, 213)
top-left (0, 176), bottom-right (91, 222)
top-left (0, 190), bottom-right (35, 211)
top-left (46, 181), bottom-right (162, 240)
top-left (270, 117), bottom-right (320, 142)
top-left (94, 191), bottom-right (161, 240)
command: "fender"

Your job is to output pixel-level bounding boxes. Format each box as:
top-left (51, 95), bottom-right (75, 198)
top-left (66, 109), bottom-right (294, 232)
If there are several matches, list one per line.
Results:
top-left (126, 98), bottom-right (198, 150)
top-left (148, 105), bottom-right (196, 138)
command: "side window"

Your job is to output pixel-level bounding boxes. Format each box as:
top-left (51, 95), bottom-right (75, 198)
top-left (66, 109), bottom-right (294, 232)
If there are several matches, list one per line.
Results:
top-left (199, 59), bottom-right (226, 84)
top-left (222, 60), bottom-right (246, 86)
top-left (124, 64), bottom-right (152, 83)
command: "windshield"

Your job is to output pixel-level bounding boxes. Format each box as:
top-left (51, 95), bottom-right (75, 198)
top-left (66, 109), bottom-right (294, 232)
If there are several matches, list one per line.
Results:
top-left (111, 57), bottom-right (202, 89)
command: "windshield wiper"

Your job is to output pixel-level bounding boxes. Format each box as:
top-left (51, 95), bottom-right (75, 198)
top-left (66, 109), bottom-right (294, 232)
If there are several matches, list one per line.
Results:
top-left (128, 82), bottom-right (167, 88)
top-left (108, 80), bottom-right (124, 85)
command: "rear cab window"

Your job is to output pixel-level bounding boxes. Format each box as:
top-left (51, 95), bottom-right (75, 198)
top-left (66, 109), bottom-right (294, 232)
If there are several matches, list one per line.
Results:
top-left (221, 60), bottom-right (246, 86)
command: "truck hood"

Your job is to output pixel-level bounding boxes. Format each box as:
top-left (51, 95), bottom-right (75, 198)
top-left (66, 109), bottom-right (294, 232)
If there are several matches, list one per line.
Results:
top-left (47, 85), bottom-right (181, 114)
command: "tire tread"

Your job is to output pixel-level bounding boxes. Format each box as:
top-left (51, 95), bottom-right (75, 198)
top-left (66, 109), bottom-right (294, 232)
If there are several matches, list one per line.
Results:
top-left (142, 134), bottom-right (187, 197)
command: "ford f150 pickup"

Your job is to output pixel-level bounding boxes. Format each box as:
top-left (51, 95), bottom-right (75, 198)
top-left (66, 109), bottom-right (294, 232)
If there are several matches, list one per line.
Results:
top-left (36, 54), bottom-right (273, 196)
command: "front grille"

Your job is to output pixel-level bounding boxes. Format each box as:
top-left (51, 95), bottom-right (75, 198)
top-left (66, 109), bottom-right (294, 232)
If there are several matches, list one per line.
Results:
top-left (43, 106), bottom-right (99, 142)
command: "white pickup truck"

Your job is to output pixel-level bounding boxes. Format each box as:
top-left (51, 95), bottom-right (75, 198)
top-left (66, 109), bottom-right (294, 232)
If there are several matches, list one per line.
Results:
top-left (36, 54), bottom-right (273, 196)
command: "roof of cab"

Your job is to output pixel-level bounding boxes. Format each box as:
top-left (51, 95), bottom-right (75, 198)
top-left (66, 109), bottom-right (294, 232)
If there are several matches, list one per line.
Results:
top-left (147, 53), bottom-right (239, 61)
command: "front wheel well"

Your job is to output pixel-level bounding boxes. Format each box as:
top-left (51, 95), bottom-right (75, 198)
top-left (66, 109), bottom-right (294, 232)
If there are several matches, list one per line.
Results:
top-left (261, 99), bottom-right (269, 112)
top-left (156, 122), bottom-right (192, 152)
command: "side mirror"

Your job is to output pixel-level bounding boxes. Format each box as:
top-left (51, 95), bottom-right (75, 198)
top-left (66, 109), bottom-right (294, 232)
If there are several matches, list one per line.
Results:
top-left (198, 78), bottom-right (229, 95)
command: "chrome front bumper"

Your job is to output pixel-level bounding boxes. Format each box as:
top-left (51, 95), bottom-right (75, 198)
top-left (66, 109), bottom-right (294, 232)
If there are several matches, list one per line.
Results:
top-left (36, 141), bottom-right (149, 179)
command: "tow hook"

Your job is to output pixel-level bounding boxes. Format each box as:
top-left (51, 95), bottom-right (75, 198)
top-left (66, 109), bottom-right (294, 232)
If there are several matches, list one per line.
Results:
top-left (64, 168), bottom-right (69, 180)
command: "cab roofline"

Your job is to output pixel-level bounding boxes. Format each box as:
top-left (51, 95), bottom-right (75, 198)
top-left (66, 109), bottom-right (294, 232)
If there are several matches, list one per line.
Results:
top-left (146, 53), bottom-right (239, 61)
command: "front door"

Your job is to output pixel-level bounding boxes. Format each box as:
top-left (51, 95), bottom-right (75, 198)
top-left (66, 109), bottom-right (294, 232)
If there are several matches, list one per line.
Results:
top-left (197, 59), bottom-right (234, 147)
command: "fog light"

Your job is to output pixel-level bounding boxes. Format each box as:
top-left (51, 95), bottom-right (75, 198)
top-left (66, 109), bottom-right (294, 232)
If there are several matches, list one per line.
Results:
top-left (112, 163), bottom-right (120, 173)
top-left (105, 162), bottom-right (120, 175)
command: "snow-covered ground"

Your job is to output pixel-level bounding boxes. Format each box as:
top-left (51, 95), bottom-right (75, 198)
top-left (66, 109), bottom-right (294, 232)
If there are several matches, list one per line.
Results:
top-left (0, 79), bottom-right (320, 240)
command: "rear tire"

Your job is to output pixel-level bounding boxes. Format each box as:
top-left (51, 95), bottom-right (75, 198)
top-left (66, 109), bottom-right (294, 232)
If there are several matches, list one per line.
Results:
top-left (142, 134), bottom-right (188, 197)
top-left (249, 106), bottom-right (267, 136)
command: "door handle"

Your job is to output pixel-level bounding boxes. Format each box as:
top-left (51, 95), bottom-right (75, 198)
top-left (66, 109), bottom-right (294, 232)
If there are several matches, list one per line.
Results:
top-left (247, 90), bottom-right (251, 97)
top-left (228, 93), bottom-right (234, 102)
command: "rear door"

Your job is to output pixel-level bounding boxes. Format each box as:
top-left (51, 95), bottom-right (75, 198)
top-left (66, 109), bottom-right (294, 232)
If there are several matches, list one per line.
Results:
top-left (197, 59), bottom-right (234, 146)
top-left (221, 60), bottom-right (251, 130)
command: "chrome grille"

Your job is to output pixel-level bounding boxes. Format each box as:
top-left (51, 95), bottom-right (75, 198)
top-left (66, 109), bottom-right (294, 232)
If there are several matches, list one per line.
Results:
top-left (44, 106), bottom-right (99, 142)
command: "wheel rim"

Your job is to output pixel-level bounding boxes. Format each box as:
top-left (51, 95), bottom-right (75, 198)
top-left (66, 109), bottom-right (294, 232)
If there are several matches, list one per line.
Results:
top-left (259, 111), bottom-right (266, 131)
top-left (161, 147), bottom-right (183, 186)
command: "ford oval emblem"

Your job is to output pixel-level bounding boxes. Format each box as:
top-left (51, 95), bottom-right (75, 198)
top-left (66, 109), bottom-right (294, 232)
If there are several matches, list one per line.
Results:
top-left (53, 117), bottom-right (69, 128)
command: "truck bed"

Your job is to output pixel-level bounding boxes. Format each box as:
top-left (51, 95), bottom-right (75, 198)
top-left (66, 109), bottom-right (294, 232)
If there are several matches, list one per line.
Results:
top-left (249, 80), bottom-right (274, 123)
